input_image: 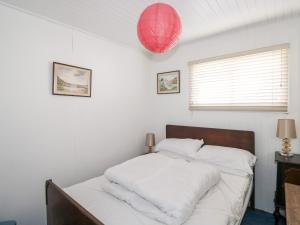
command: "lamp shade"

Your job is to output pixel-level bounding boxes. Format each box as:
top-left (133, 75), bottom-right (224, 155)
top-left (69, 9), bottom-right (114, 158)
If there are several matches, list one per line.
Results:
top-left (277, 119), bottom-right (297, 139)
top-left (145, 133), bottom-right (155, 147)
top-left (137, 3), bottom-right (181, 53)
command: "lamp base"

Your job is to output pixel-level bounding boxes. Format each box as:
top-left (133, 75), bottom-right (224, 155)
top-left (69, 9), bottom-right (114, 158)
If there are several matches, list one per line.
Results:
top-left (148, 146), bottom-right (153, 154)
top-left (281, 138), bottom-right (293, 157)
top-left (279, 151), bottom-right (294, 157)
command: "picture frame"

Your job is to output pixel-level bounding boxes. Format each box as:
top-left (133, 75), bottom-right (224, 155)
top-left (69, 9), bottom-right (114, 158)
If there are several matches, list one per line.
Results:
top-left (53, 62), bottom-right (92, 97)
top-left (157, 70), bottom-right (180, 94)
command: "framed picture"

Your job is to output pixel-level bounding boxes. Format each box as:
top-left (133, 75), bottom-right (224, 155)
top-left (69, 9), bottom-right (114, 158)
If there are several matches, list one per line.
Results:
top-left (53, 62), bottom-right (92, 97)
top-left (157, 70), bottom-right (180, 94)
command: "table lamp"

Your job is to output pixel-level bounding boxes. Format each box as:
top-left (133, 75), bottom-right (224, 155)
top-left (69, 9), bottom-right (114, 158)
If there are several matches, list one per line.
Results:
top-left (145, 133), bottom-right (155, 153)
top-left (277, 119), bottom-right (297, 156)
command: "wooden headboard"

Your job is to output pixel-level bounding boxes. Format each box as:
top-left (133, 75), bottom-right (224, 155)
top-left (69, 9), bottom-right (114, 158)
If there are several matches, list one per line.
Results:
top-left (166, 125), bottom-right (255, 154)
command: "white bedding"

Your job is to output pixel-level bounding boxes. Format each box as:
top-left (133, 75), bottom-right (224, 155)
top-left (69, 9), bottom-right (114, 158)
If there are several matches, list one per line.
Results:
top-left (64, 172), bottom-right (252, 225)
top-left (103, 153), bottom-right (221, 225)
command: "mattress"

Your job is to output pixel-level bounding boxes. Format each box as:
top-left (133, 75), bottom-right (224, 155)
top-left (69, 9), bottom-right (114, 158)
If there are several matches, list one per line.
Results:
top-left (64, 172), bottom-right (252, 225)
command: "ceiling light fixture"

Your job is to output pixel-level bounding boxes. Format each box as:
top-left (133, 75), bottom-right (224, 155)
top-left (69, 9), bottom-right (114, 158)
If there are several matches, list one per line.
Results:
top-left (137, 3), bottom-right (181, 54)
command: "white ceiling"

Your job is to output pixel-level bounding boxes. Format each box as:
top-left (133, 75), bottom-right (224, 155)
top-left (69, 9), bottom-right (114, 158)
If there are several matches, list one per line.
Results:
top-left (1, 0), bottom-right (300, 48)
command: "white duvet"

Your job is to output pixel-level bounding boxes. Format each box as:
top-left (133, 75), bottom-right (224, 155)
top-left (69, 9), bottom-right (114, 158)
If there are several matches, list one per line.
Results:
top-left (63, 172), bottom-right (252, 225)
top-left (103, 153), bottom-right (221, 225)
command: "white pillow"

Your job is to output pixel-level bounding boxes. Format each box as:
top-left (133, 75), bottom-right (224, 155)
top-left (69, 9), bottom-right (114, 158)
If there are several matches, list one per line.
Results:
top-left (155, 138), bottom-right (204, 158)
top-left (158, 150), bottom-right (195, 162)
top-left (195, 145), bottom-right (256, 176)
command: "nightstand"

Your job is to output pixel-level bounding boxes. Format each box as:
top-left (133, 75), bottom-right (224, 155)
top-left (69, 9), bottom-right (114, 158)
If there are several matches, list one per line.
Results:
top-left (274, 151), bottom-right (300, 225)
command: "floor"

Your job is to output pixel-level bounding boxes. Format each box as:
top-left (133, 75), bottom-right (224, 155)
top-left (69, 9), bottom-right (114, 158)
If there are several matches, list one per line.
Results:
top-left (241, 209), bottom-right (285, 225)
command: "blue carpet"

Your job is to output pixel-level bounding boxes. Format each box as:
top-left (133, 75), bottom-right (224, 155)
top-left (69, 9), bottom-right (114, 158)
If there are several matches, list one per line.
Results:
top-left (241, 209), bottom-right (284, 225)
top-left (0, 221), bottom-right (16, 225)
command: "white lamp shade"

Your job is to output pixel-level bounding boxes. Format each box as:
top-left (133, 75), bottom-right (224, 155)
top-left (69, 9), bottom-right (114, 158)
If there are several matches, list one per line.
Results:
top-left (277, 119), bottom-right (297, 139)
top-left (145, 133), bottom-right (155, 147)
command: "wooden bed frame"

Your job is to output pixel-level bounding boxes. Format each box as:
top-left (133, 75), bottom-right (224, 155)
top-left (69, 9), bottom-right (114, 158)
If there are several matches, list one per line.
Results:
top-left (45, 124), bottom-right (255, 225)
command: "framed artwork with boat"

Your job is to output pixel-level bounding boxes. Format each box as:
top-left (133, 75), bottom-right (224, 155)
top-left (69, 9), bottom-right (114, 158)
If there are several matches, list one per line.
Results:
top-left (53, 62), bottom-right (92, 97)
top-left (157, 70), bottom-right (180, 94)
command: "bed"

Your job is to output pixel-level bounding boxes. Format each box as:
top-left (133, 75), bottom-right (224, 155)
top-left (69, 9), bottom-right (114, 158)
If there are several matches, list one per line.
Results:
top-left (45, 124), bottom-right (255, 225)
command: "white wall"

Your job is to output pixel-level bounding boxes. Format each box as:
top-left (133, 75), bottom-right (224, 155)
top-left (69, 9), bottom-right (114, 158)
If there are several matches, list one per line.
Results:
top-left (0, 4), bottom-right (150, 225)
top-left (147, 16), bottom-right (300, 213)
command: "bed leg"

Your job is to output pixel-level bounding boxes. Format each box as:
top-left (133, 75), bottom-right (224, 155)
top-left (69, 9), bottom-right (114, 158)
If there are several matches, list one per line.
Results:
top-left (250, 198), bottom-right (255, 210)
top-left (249, 169), bottom-right (255, 210)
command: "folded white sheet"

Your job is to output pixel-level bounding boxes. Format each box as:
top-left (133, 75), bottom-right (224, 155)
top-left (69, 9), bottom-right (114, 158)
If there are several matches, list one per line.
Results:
top-left (104, 153), bottom-right (221, 225)
top-left (102, 180), bottom-right (177, 225)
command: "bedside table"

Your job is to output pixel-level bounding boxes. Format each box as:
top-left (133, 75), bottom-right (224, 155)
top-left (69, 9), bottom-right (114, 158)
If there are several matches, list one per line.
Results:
top-left (285, 183), bottom-right (300, 225)
top-left (274, 151), bottom-right (300, 225)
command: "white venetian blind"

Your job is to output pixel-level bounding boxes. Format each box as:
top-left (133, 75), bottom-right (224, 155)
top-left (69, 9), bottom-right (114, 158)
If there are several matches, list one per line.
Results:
top-left (189, 44), bottom-right (289, 112)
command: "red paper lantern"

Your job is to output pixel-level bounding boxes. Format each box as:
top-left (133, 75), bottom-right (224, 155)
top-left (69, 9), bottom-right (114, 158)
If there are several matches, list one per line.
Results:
top-left (137, 3), bottom-right (181, 53)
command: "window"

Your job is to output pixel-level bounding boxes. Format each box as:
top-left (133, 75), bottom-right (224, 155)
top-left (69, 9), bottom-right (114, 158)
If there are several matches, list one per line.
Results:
top-left (189, 44), bottom-right (289, 112)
